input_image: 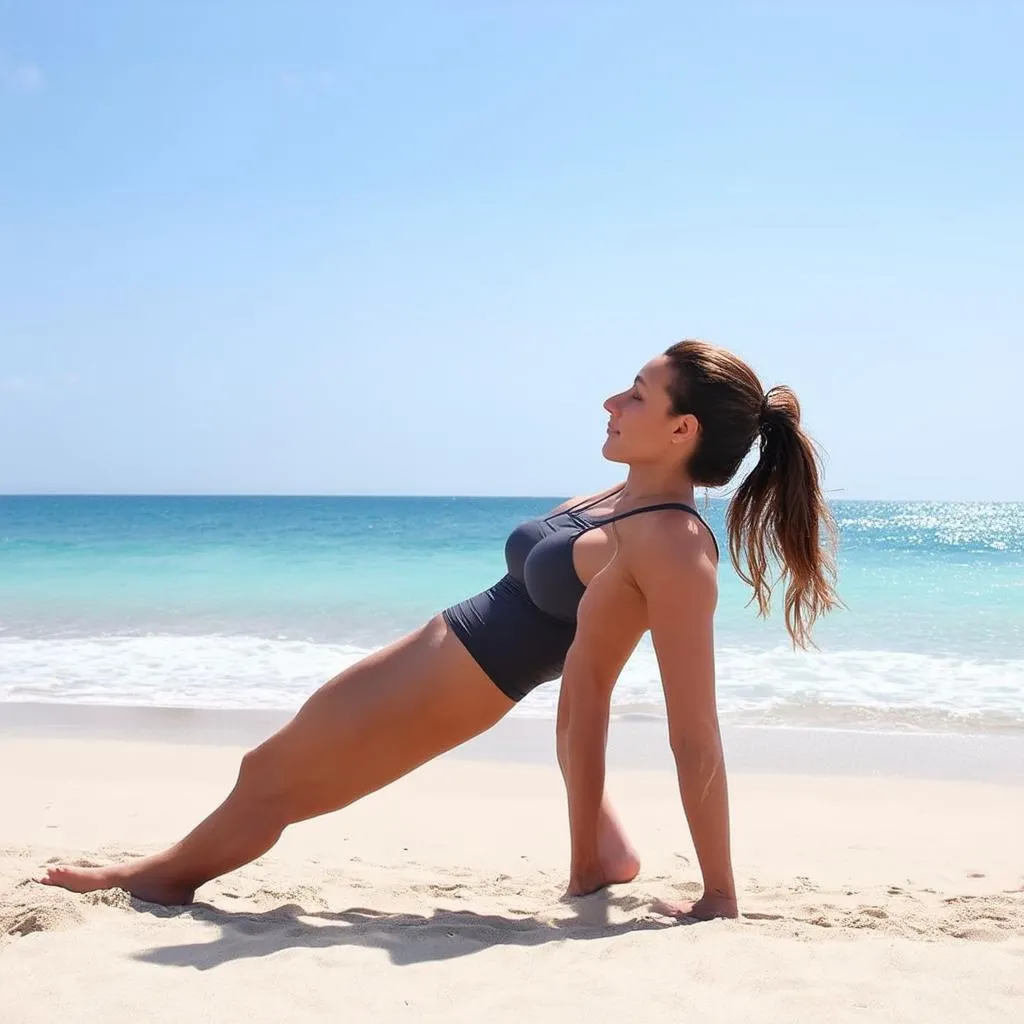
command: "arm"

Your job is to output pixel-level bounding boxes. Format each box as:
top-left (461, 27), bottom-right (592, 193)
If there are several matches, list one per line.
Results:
top-left (627, 519), bottom-right (737, 919)
top-left (558, 560), bottom-right (647, 895)
top-left (561, 644), bottom-right (612, 891)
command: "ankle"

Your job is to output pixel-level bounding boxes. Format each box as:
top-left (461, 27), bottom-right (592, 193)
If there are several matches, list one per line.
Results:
top-left (703, 881), bottom-right (737, 902)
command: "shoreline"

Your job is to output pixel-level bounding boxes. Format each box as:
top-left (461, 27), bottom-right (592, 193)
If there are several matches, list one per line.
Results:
top-left (3, 700), bottom-right (1023, 784)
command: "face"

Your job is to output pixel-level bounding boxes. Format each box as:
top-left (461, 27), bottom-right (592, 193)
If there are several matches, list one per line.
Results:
top-left (602, 355), bottom-right (697, 465)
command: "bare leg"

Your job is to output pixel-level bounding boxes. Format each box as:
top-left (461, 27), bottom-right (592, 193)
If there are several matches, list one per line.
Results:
top-left (40, 617), bottom-right (514, 904)
top-left (556, 687), bottom-right (640, 891)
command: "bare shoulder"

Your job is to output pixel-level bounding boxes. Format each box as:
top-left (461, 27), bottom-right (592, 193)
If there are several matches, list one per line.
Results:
top-left (547, 481), bottom-right (625, 516)
top-left (616, 509), bottom-right (718, 602)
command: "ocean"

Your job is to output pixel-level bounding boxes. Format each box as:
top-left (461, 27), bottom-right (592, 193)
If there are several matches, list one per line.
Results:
top-left (1, 496), bottom-right (1022, 733)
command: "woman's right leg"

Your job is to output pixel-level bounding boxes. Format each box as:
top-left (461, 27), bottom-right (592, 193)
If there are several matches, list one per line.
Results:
top-left (40, 615), bottom-right (515, 905)
top-left (40, 613), bottom-right (640, 905)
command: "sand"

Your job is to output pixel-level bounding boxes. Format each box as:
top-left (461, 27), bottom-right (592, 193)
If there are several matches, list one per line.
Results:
top-left (1, 708), bottom-right (1022, 1022)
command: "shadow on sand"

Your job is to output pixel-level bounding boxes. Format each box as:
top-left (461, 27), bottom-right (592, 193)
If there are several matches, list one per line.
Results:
top-left (132, 890), bottom-right (695, 970)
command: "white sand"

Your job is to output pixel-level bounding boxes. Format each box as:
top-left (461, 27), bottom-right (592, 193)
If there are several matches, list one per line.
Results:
top-left (1, 722), bottom-right (1022, 1023)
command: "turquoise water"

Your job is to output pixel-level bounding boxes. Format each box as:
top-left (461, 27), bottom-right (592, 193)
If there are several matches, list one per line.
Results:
top-left (1, 496), bottom-right (1022, 731)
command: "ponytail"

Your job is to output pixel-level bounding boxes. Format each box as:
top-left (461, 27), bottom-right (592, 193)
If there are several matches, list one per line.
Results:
top-left (726, 386), bottom-right (840, 649)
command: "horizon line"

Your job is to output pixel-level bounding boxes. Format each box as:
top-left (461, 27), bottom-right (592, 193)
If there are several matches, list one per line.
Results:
top-left (1, 492), bottom-right (1021, 504)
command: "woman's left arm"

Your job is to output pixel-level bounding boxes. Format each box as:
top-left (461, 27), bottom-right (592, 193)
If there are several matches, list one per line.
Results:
top-left (627, 517), bottom-right (738, 920)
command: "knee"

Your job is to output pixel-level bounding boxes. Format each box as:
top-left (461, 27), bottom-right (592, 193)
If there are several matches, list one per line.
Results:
top-left (668, 723), bottom-right (724, 771)
top-left (237, 746), bottom-right (266, 786)
top-left (235, 744), bottom-right (294, 823)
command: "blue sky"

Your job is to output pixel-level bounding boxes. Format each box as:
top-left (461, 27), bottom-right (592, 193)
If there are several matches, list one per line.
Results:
top-left (1, 2), bottom-right (1021, 500)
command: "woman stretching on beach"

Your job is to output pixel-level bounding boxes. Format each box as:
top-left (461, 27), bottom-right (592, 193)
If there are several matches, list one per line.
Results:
top-left (41, 339), bottom-right (838, 919)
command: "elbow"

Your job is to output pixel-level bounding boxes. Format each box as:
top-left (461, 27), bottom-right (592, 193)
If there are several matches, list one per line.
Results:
top-left (562, 673), bottom-right (611, 739)
top-left (569, 683), bottom-right (610, 730)
top-left (558, 652), bottom-right (613, 745)
top-left (668, 718), bottom-right (723, 766)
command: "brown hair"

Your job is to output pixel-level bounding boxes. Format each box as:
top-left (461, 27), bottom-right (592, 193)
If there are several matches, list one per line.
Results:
top-left (663, 339), bottom-right (839, 648)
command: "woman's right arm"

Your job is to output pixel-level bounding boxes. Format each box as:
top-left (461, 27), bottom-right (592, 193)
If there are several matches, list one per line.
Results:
top-left (558, 555), bottom-right (646, 895)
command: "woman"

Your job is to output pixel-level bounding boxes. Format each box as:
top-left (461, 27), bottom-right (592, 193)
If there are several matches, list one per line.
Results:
top-left (40, 340), bottom-right (838, 917)
top-left (559, 342), bottom-right (837, 919)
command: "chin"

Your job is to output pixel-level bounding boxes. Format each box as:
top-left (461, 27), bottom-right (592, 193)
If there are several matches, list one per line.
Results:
top-left (601, 436), bottom-right (627, 463)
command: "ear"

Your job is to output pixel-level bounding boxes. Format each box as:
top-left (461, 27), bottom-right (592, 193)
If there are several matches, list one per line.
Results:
top-left (670, 413), bottom-right (700, 444)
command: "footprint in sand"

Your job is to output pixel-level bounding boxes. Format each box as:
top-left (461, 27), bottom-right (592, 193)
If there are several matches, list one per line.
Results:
top-left (2, 897), bottom-right (85, 938)
top-left (858, 906), bottom-right (889, 920)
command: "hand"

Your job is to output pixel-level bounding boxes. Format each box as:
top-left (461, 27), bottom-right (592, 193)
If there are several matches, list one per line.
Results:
top-left (652, 892), bottom-right (739, 921)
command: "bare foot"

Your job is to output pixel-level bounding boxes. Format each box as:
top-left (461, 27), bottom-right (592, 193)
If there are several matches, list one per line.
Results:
top-left (652, 893), bottom-right (739, 921)
top-left (38, 865), bottom-right (196, 906)
top-left (596, 817), bottom-right (642, 883)
top-left (597, 845), bottom-right (641, 888)
top-left (566, 846), bottom-right (641, 897)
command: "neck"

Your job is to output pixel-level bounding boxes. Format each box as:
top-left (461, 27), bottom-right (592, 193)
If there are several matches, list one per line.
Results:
top-left (620, 463), bottom-right (696, 506)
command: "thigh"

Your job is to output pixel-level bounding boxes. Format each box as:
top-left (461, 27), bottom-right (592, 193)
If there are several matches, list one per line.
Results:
top-left (250, 615), bottom-right (515, 822)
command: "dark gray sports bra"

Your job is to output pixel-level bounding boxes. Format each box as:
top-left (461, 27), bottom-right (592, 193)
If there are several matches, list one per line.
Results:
top-left (503, 488), bottom-right (719, 623)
